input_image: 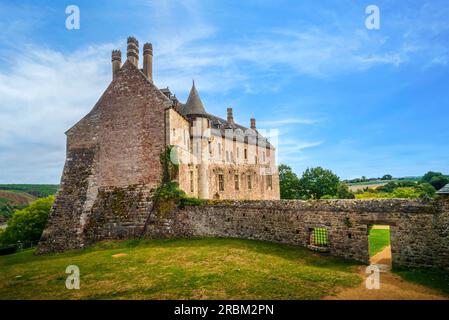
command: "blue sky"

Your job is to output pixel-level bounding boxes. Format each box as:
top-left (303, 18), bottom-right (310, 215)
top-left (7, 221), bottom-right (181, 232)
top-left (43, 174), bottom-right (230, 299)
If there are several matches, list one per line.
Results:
top-left (0, 0), bottom-right (448, 183)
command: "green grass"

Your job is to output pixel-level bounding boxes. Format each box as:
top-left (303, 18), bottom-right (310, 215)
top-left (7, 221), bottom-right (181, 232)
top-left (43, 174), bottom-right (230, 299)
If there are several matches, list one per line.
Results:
top-left (395, 267), bottom-right (449, 295)
top-left (368, 227), bottom-right (390, 257)
top-left (0, 238), bottom-right (362, 300)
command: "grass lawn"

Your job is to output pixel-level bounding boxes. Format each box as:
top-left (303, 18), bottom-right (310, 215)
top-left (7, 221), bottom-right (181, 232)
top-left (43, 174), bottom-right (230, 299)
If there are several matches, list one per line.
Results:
top-left (369, 227), bottom-right (390, 257)
top-left (0, 238), bottom-right (362, 300)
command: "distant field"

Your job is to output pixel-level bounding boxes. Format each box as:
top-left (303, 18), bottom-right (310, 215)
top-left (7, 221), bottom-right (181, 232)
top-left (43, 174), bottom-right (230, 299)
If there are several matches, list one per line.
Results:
top-left (0, 184), bottom-right (59, 198)
top-left (0, 185), bottom-right (59, 221)
top-left (348, 178), bottom-right (421, 192)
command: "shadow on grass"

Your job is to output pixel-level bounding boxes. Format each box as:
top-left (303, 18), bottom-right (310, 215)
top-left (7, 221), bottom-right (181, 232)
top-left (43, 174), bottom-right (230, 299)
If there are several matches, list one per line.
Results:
top-left (394, 266), bottom-right (449, 296)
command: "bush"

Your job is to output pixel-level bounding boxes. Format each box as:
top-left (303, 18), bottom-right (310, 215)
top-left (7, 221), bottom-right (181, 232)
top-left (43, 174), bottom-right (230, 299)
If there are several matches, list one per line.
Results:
top-left (417, 183), bottom-right (436, 198)
top-left (0, 196), bottom-right (54, 245)
top-left (391, 187), bottom-right (420, 199)
top-left (336, 183), bottom-right (355, 199)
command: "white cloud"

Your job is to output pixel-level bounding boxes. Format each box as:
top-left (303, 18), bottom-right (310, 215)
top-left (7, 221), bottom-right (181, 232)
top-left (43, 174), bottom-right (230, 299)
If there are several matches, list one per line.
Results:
top-left (0, 44), bottom-right (114, 183)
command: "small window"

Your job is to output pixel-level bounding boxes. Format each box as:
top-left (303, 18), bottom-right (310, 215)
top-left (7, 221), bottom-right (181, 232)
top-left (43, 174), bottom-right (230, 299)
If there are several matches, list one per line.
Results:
top-left (189, 171), bottom-right (194, 192)
top-left (244, 148), bottom-right (248, 160)
top-left (254, 156), bottom-right (258, 164)
top-left (208, 141), bottom-right (212, 154)
top-left (172, 128), bottom-right (176, 137)
top-left (266, 174), bottom-right (273, 190)
top-left (230, 151), bottom-right (234, 162)
top-left (263, 151), bottom-right (266, 162)
top-left (247, 174), bottom-right (252, 190)
top-left (234, 175), bottom-right (239, 190)
top-left (226, 151), bottom-right (229, 162)
top-left (218, 174), bottom-right (225, 191)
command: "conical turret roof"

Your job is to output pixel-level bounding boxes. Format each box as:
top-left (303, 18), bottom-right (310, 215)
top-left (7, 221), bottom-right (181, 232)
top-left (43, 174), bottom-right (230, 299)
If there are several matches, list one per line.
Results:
top-left (181, 81), bottom-right (206, 115)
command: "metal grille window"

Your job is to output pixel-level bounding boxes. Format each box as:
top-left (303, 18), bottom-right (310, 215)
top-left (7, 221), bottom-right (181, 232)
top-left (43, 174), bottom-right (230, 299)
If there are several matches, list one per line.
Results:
top-left (311, 228), bottom-right (329, 247)
top-left (218, 174), bottom-right (225, 191)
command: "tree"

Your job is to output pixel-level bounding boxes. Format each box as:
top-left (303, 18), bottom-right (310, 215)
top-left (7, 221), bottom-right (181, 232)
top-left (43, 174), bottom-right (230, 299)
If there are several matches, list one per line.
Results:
top-left (417, 183), bottom-right (436, 198)
top-left (298, 167), bottom-right (340, 199)
top-left (421, 171), bottom-right (449, 190)
top-left (336, 183), bottom-right (355, 199)
top-left (278, 164), bottom-right (301, 199)
top-left (381, 174), bottom-right (393, 180)
top-left (0, 196), bottom-right (54, 245)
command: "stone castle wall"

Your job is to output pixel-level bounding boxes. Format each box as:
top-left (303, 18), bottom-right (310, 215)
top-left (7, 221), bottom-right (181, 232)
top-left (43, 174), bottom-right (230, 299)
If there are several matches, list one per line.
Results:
top-left (38, 195), bottom-right (449, 271)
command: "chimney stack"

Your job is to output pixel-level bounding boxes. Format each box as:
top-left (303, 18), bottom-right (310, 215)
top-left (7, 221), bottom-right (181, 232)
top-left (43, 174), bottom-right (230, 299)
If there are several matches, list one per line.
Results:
top-left (111, 50), bottom-right (122, 79)
top-left (143, 43), bottom-right (153, 82)
top-left (250, 118), bottom-right (256, 130)
top-left (227, 108), bottom-right (234, 124)
top-left (127, 36), bottom-right (139, 67)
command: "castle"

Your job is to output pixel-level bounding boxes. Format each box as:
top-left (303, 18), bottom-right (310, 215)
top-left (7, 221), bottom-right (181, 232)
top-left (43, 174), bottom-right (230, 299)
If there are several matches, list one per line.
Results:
top-left (37, 37), bottom-right (279, 252)
top-left (66, 37), bottom-right (279, 201)
top-left (37, 38), bottom-right (449, 272)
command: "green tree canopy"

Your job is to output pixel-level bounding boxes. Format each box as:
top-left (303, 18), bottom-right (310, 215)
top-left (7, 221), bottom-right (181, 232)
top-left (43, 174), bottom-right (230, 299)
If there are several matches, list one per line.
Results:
top-left (421, 171), bottom-right (449, 190)
top-left (299, 167), bottom-right (340, 199)
top-left (278, 164), bottom-right (301, 199)
top-left (0, 196), bottom-right (54, 245)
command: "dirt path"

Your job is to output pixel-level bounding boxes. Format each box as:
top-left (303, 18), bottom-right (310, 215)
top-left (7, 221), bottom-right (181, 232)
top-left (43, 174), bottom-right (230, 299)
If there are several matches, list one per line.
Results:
top-left (324, 246), bottom-right (448, 300)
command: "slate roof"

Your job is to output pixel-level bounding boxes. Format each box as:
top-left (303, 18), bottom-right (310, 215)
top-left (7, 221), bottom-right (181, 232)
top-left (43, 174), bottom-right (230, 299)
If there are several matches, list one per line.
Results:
top-left (437, 184), bottom-right (449, 194)
top-left (180, 81), bottom-right (206, 115)
top-left (165, 81), bottom-right (273, 149)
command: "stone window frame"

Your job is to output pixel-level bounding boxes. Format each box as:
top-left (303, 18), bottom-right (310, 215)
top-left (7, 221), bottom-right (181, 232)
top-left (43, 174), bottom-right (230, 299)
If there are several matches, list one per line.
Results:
top-left (234, 174), bottom-right (240, 191)
top-left (266, 174), bottom-right (273, 190)
top-left (218, 174), bottom-right (225, 192)
top-left (247, 173), bottom-right (252, 190)
top-left (189, 171), bottom-right (194, 193)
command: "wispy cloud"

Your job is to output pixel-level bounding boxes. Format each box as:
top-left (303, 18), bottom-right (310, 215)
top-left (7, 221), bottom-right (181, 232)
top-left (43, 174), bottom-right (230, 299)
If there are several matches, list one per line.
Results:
top-left (0, 44), bottom-right (113, 183)
top-left (259, 118), bottom-right (320, 127)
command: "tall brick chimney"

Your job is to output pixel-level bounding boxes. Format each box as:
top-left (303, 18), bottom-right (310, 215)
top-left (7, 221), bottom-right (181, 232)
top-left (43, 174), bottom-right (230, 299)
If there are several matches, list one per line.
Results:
top-left (111, 50), bottom-right (122, 79)
top-left (250, 118), bottom-right (256, 130)
top-left (127, 36), bottom-right (139, 67)
top-left (143, 43), bottom-right (153, 82)
top-left (227, 108), bottom-right (234, 124)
